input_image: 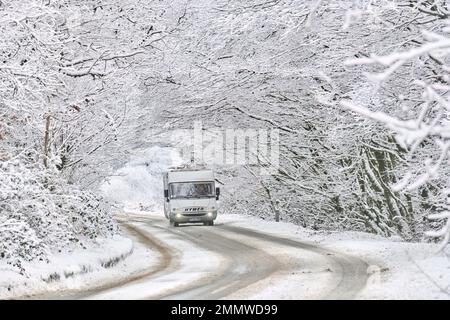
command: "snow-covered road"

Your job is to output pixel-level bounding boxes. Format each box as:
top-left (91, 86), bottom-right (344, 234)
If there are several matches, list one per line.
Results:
top-left (35, 212), bottom-right (369, 300)
top-left (20, 211), bottom-right (450, 300)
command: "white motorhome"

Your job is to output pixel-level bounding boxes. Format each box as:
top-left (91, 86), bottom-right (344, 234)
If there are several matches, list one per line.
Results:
top-left (163, 167), bottom-right (220, 227)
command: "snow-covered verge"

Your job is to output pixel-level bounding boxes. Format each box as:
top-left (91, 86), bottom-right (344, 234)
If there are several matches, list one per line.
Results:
top-left (0, 159), bottom-right (118, 268)
top-left (0, 235), bottom-right (135, 299)
top-left (218, 214), bottom-right (450, 300)
top-left (0, 230), bottom-right (162, 300)
top-left (0, 159), bottom-right (152, 299)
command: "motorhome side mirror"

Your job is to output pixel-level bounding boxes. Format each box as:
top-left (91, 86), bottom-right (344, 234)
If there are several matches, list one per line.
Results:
top-left (164, 189), bottom-right (169, 201)
top-left (216, 187), bottom-right (220, 200)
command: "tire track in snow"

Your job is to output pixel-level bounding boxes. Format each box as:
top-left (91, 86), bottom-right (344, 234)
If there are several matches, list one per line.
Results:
top-left (143, 216), bottom-right (367, 300)
top-left (145, 221), bottom-right (280, 300)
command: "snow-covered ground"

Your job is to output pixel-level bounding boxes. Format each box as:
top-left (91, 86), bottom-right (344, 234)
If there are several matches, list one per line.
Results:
top-left (0, 234), bottom-right (158, 299)
top-left (3, 209), bottom-right (448, 299)
top-left (218, 214), bottom-right (450, 300)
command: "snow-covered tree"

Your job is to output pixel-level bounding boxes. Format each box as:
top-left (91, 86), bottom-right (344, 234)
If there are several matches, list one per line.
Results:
top-left (135, 0), bottom-right (431, 239)
top-left (0, 0), bottom-right (183, 272)
top-left (341, 0), bottom-right (450, 246)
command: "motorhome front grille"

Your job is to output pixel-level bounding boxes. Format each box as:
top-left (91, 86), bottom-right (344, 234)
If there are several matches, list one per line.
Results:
top-left (182, 213), bottom-right (206, 217)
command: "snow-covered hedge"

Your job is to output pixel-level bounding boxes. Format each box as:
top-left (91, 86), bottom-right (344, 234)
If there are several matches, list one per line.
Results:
top-left (0, 158), bottom-right (118, 274)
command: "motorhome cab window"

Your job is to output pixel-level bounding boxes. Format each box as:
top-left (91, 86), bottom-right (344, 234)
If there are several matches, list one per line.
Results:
top-left (169, 182), bottom-right (214, 199)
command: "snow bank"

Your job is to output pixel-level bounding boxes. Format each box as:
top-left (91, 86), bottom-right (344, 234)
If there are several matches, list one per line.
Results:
top-left (0, 235), bottom-right (134, 299)
top-left (0, 158), bottom-right (118, 273)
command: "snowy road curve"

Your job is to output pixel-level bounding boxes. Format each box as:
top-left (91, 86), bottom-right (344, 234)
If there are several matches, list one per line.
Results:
top-left (37, 213), bottom-right (369, 300)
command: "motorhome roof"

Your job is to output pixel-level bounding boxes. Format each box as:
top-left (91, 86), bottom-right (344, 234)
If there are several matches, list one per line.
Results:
top-left (168, 164), bottom-right (208, 171)
top-left (168, 168), bottom-right (208, 172)
top-left (167, 169), bottom-right (214, 183)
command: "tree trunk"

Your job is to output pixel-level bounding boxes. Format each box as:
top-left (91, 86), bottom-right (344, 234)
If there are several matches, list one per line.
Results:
top-left (43, 115), bottom-right (51, 168)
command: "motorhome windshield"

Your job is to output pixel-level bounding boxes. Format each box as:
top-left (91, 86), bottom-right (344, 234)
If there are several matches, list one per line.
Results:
top-left (169, 182), bottom-right (214, 199)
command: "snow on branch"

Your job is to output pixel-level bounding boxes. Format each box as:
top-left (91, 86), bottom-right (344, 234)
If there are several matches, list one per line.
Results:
top-left (342, 8), bottom-right (450, 247)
